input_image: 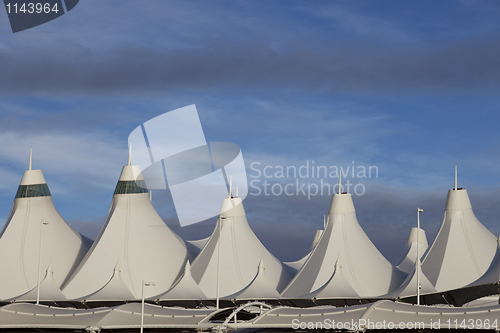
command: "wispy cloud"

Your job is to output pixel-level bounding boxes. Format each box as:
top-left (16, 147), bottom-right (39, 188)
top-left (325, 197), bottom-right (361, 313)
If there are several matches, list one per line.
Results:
top-left (2, 36), bottom-right (500, 96)
top-left (306, 5), bottom-right (412, 43)
top-left (0, 130), bottom-right (125, 193)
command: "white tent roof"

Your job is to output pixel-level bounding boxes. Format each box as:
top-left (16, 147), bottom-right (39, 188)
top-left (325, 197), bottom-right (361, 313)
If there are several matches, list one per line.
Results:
top-left (190, 195), bottom-right (291, 298)
top-left (186, 237), bottom-right (210, 260)
top-left (0, 166), bottom-right (89, 300)
top-left (0, 255), bottom-right (25, 300)
top-left (187, 237), bottom-right (210, 251)
top-left (469, 236), bottom-right (500, 286)
top-left (62, 164), bottom-right (188, 300)
top-left (422, 188), bottom-right (497, 291)
top-left (396, 227), bottom-right (428, 274)
top-left (223, 259), bottom-right (281, 300)
top-left (299, 258), bottom-right (359, 299)
top-left (281, 193), bottom-right (405, 298)
top-left (77, 263), bottom-right (135, 301)
top-left (151, 261), bottom-right (207, 301)
top-left (385, 259), bottom-right (437, 299)
top-left (6, 264), bottom-right (67, 302)
top-left (283, 229), bottom-right (323, 272)
top-left (284, 252), bottom-right (311, 272)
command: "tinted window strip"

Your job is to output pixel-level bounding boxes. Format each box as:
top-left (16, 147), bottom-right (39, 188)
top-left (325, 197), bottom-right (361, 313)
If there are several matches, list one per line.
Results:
top-left (113, 180), bottom-right (148, 195)
top-left (15, 184), bottom-right (52, 198)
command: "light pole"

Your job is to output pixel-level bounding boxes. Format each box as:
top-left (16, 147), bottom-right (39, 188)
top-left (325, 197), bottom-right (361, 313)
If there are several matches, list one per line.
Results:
top-left (216, 216), bottom-right (225, 309)
top-left (416, 208), bottom-right (423, 306)
top-left (216, 177), bottom-right (232, 309)
top-left (36, 221), bottom-right (49, 305)
top-left (141, 280), bottom-right (155, 333)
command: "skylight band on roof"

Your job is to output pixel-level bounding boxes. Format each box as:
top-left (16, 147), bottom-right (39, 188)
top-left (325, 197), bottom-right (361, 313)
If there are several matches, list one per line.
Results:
top-left (113, 180), bottom-right (148, 195)
top-left (15, 184), bottom-right (51, 199)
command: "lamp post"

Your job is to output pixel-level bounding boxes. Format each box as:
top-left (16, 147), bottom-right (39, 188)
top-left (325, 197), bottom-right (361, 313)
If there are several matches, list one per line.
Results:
top-left (216, 216), bottom-right (225, 309)
top-left (416, 208), bottom-right (423, 306)
top-left (141, 280), bottom-right (155, 333)
top-left (36, 221), bottom-right (49, 305)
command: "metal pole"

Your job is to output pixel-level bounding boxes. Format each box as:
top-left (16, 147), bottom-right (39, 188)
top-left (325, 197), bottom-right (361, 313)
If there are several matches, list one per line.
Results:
top-left (216, 217), bottom-right (222, 309)
top-left (140, 281), bottom-right (154, 333)
top-left (417, 208), bottom-right (423, 306)
top-left (141, 281), bottom-right (145, 333)
top-left (36, 221), bottom-right (48, 305)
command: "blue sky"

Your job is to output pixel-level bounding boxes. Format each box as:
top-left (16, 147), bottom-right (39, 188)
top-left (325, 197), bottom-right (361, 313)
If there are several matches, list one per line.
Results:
top-left (1, 1), bottom-right (500, 262)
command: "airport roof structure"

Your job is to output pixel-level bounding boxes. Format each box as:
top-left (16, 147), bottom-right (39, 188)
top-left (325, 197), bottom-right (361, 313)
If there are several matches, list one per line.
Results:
top-left (222, 258), bottom-right (282, 301)
top-left (422, 168), bottom-right (497, 292)
top-left (151, 261), bottom-right (207, 301)
top-left (190, 187), bottom-right (291, 299)
top-left (61, 159), bottom-right (188, 300)
top-left (396, 227), bottom-right (428, 274)
top-left (281, 184), bottom-right (406, 298)
top-left (0, 151), bottom-right (89, 300)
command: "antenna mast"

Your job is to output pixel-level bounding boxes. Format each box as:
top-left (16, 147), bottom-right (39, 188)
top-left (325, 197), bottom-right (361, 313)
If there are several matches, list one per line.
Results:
top-left (454, 164), bottom-right (457, 190)
top-left (338, 170), bottom-right (342, 194)
top-left (128, 143), bottom-right (132, 166)
top-left (29, 147), bottom-right (33, 170)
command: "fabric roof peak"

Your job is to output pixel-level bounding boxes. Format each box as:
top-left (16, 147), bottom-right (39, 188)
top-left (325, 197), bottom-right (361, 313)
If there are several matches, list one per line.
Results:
top-left (152, 260), bottom-right (207, 301)
top-left (328, 193), bottom-right (355, 214)
top-left (5, 263), bottom-right (67, 302)
top-left (77, 263), bottom-right (135, 301)
top-left (298, 256), bottom-right (360, 299)
top-left (396, 227), bottom-right (428, 274)
top-left (118, 165), bottom-right (144, 182)
top-left (258, 257), bottom-right (265, 270)
top-left (219, 196), bottom-right (246, 217)
top-left (20, 170), bottom-right (47, 186)
top-left (334, 257), bottom-right (341, 269)
top-left (445, 188), bottom-right (472, 210)
top-left (385, 258), bottom-right (437, 299)
top-left (222, 258), bottom-right (281, 300)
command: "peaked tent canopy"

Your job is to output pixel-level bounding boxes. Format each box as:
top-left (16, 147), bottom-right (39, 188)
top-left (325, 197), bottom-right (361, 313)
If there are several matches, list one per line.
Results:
top-left (0, 157), bottom-right (89, 300)
top-left (151, 261), bottom-right (207, 301)
top-left (76, 263), bottom-right (135, 302)
top-left (284, 252), bottom-right (311, 273)
top-left (422, 186), bottom-right (497, 292)
top-left (396, 227), bottom-right (428, 274)
top-left (283, 229), bottom-right (323, 273)
top-left (472, 236), bottom-right (500, 286)
top-left (281, 192), bottom-right (406, 298)
top-left (299, 258), bottom-right (360, 299)
top-left (385, 259), bottom-right (437, 300)
top-left (437, 236), bottom-right (500, 307)
top-left (186, 237), bottom-right (210, 259)
top-left (62, 163), bottom-right (188, 300)
top-left (223, 259), bottom-right (281, 300)
top-left (190, 194), bottom-right (291, 298)
top-left (5, 264), bottom-right (67, 302)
